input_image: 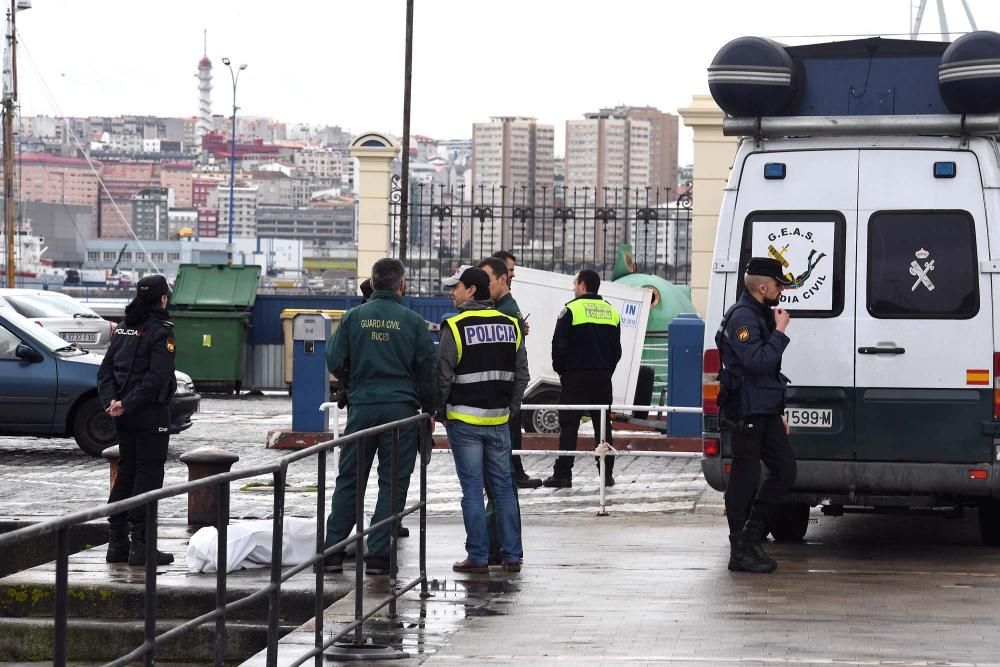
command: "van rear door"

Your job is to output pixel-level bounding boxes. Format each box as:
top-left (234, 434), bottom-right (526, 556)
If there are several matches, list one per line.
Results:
top-left (855, 150), bottom-right (993, 463)
top-left (728, 150), bottom-right (857, 460)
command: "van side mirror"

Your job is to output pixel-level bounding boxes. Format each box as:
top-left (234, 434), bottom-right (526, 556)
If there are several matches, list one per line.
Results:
top-left (15, 344), bottom-right (42, 363)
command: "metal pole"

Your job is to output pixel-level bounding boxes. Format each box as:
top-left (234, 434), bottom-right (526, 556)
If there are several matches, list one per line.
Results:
top-left (266, 467), bottom-right (285, 666)
top-left (144, 502), bottom-right (158, 667)
top-left (419, 419), bottom-right (429, 599)
top-left (388, 427), bottom-right (400, 619)
top-left (53, 527), bottom-right (68, 667)
top-left (227, 73), bottom-right (237, 265)
top-left (598, 407), bottom-right (608, 516)
top-left (398, 0), bottom-right (414, 262)
top-left (353, 438), bottom-right (366, 645)
top-left (214, 482), bottom-right (230, 666)
top-left (314, 449), bottom-right (326, 667)
top-left (3, 3), bottom-right (15, 289)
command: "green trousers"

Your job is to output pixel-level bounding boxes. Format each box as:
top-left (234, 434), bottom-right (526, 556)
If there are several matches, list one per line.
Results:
top-left (485, 415), bottom-right (522, 559)
top-left (325, 402), bottom-right (419, 558)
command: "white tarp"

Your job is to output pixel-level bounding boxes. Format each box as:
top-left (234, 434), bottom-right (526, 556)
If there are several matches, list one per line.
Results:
top-left (186, 516), bottom-right (368, 574)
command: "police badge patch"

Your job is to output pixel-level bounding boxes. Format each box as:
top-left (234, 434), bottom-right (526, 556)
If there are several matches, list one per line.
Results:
top-left (736, 326), bottom-right (750, 342)
top-left (166, 338), bottom-right (175, 353)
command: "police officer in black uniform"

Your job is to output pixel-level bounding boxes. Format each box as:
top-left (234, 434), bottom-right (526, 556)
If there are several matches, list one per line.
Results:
top-left (543, 269), bottom-right (622, 488)
top-left (716, 257), bottom-right (796, 573)
top-left (98, 274), bottom-right (177, 566)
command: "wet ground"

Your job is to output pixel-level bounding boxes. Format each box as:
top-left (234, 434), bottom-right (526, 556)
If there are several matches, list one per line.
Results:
top-left (2, 396), bottom-right (999, 665)
top-left (244, 509), bottom-right (1000, 667)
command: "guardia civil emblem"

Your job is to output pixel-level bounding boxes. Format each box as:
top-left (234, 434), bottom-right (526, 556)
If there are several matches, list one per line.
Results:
top-left (909, 248), bottom-right (935, 292)
top-left (736, 326), bottom-right (750, 342)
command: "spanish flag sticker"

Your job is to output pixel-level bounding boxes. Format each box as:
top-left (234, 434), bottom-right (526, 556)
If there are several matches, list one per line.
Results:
top-left (966, 369), bottom-right (990, 386)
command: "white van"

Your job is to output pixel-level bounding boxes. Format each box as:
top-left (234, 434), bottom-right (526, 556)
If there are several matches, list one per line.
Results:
top-left (701, 34), bottom-right (1000, 545)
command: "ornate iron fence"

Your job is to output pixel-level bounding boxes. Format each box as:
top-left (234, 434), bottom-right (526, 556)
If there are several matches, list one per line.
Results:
top-left (390, 181), bottom-right (692, 295)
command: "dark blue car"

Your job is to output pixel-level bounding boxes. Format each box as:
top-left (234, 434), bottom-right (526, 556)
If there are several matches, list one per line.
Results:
top-left (0, 301), bottom-right (200, 456)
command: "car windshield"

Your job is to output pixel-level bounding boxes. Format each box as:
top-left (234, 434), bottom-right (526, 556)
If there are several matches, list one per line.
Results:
top-left (4, 294), bottom-right (101, 319)
top-left (0, 301), bottom-right (88, 356)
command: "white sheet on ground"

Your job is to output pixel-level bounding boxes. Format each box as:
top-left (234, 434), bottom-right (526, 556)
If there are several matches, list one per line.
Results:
top-left (186, 516), bottom-right (370, 574)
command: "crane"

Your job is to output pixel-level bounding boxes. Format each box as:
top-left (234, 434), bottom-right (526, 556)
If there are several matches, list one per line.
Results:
top-left (911, 0), bottom-right (978, 40)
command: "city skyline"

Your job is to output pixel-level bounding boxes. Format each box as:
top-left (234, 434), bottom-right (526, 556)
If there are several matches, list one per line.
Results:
top-left (12, 0), bottom-right (996, 165)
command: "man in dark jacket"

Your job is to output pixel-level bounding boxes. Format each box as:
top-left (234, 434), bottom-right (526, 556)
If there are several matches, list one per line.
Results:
top-left (717, 257), bottom-right (796, 574)
top-left (543, 269), bottom-right (622, 488)
top-left (98, 274), bottom-right (176, 566)
top-left (322, 258), bottom-right (437, 575)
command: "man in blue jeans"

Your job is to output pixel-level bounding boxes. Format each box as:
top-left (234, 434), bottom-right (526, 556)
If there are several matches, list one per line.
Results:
top-left (438, 266), bottom-right (529, 573)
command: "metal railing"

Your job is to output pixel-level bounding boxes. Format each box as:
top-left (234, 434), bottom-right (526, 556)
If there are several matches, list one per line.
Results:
top-left (0, 413), bottom-right (433, 667)
top-left (323, 402), bottom-right (702, 517)
top-left (389, 182), bottom-right (694, 295)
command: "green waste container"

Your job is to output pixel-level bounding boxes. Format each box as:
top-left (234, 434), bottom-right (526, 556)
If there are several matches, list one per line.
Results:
top-left (170, 264), bottom-right (262, 394)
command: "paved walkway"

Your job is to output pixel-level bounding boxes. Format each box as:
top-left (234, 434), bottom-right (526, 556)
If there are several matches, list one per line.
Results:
top-left (0, 396), bottom-right (713, 522)
top-left (245, 511), bottom-right (1000, 667)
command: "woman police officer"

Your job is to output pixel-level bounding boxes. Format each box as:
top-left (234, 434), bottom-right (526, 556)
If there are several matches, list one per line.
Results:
top-left (98, 274), bottom-right (177, 566)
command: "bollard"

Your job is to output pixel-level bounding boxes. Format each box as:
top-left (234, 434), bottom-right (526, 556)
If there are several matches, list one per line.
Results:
top-left (667, 313), bottom-right (705, 436)
top-left (179, 447), bottom-right (240, 527)
top-left (102, 445), bottom-right (121, 490)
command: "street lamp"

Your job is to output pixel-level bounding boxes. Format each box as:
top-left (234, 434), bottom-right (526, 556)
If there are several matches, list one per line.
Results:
top-left (221, 57), bottom-right (246, 265)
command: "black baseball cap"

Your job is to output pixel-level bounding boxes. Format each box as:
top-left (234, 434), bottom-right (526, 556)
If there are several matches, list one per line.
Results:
top-left (137, 274), bottom-right (171, 298)
top-left (745, 257), bottom-right (792, 286)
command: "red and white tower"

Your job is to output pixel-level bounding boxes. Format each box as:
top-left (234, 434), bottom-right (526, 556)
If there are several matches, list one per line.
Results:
top-left (196, 31), bottom-right (212, 141)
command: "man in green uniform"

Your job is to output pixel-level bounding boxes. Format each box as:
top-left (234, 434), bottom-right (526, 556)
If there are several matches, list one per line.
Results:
top-left (322, 258), bottom-right (436, 574)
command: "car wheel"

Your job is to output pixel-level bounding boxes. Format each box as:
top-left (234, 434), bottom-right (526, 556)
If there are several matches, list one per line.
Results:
top-left (769, 502), bottom-right (811, 541)
top-left (522, 389), bottom-right (562, 434)
top-left (979, 499), bottom-right (1000, 546)
top-left (73, 397), bottom-right (118, 457)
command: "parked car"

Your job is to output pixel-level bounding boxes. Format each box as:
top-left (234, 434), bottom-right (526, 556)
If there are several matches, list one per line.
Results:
top-left (0, 299), bottom-right (200, 456)
top-left (0, 289), bottom-right (114, 350)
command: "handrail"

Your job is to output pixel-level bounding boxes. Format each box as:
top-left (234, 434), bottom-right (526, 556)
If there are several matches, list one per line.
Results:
top-left (1, 411), bottom-right (433, 667)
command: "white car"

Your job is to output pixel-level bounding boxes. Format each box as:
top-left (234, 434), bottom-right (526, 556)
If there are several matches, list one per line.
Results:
top-left (0, 289), bottom-right (114, 350)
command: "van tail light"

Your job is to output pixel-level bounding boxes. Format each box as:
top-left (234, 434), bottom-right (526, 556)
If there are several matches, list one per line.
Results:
top-left (969, 469), bottom-right (988, 481)
top-left (994, 352), bottom-right (1000, 419)
top-left (703, 349), bottom-right (721, 416)
top-left (703, 438), bottom-right (720, 457)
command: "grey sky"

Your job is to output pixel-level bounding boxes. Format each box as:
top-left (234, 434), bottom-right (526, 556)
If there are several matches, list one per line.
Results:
top-left (13, 0), bottom-right (1000, 164)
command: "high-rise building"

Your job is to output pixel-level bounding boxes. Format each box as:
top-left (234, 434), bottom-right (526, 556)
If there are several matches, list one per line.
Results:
top-left (470, 117), bottom-right (554, 251)
top-left (565, 114), bottom-right (651, 194)
top-left (598, 105), bottom-right (679, 193)
top-left (131, 187), bottom-right (174, 240)
top-left (212, 184), bottom-right (258, 239)
top-left (564, 113), bottom-right (652, 264)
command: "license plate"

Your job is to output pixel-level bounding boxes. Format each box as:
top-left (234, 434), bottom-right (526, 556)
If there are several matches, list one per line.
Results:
top-left (784, 408), bottom-right (833, 429)
top-left (61, 331), bottom-right (97, 343)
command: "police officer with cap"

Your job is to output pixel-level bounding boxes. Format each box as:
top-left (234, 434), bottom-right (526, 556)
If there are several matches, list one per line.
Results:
top-left (98, 274), bottom-right (177, 566)
top-left (716, 257), bottom-right (796, 573)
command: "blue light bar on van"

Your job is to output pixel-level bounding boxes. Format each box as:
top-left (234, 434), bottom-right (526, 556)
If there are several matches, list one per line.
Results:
top-left (764, 163), bottom-right (786, 180)
top-left (934, 161), bottom-right (957, 178)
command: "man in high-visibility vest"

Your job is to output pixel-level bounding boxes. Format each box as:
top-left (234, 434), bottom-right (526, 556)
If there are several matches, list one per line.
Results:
top-left (543, 269), bottom-right (622, 488)
top-left (438, 266), bottom-right (529, 573)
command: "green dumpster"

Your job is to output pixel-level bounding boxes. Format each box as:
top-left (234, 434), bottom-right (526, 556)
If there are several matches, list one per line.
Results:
top-left (170, 264), bottom-right (261, 394)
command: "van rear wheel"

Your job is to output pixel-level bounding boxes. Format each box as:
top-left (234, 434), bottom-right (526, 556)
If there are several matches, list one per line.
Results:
top-left (979, 500), bottom-right (1000, 546)
top-left (769, 502), bottom-right (810, 541)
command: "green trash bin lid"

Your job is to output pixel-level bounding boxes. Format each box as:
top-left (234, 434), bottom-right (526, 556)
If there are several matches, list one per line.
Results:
top-left (172, 264), bottom-right (262, 310)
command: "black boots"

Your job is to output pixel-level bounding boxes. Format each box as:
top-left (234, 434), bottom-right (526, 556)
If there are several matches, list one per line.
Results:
top-left (106, 524), bottom-right (130, 563)
top-left (728, 518), bottom-right (777, 573)
top-left (128, 526), bottom-right (174, 566)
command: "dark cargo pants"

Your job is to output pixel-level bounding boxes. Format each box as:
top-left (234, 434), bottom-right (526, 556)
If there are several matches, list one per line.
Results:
top-left (325, 402), bottom-right (419, 558)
